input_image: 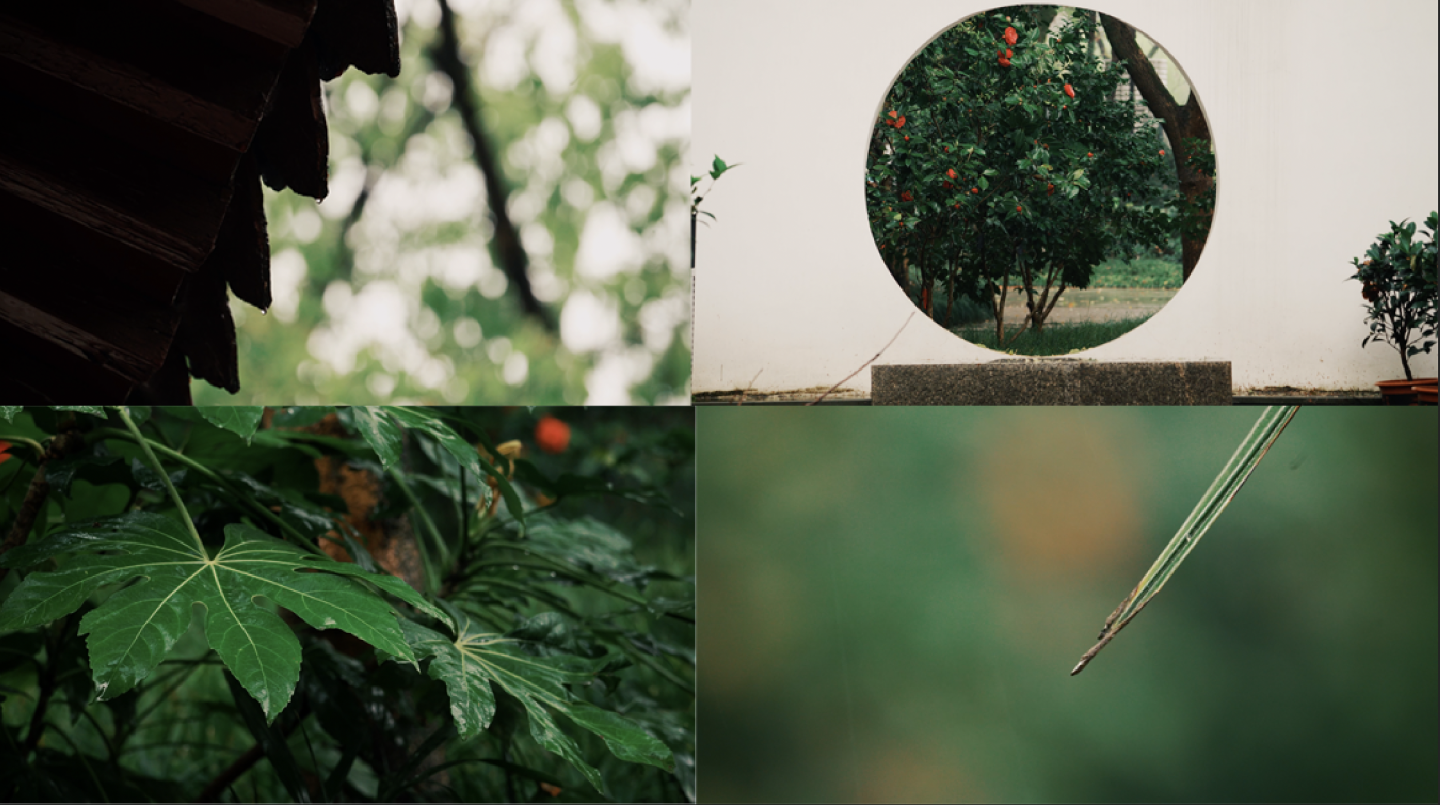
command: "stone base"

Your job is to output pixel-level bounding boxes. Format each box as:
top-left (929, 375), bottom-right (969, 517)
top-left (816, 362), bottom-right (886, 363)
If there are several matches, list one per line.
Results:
top-left (872, 360), bottom-right (1232, 405)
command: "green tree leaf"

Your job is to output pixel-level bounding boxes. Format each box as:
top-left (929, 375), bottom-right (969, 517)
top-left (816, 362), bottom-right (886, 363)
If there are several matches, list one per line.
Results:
top-left (400, 615), bottom-right (674, 796)
top-left (197, 406), bottom-right (266, 443)
top-left (0, 512), bottom-right (447, 721)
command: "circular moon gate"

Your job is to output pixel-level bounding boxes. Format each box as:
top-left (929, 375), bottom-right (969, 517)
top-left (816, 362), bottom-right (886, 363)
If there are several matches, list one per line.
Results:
top-left (863, 6), bottom-right (1213, 356)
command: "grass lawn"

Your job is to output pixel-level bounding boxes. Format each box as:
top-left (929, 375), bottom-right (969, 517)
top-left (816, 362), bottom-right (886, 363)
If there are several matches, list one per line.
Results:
top-left (1088, 256), bottom-right (1182, 288)
top-left (954, 316), bottom-right (1153, 356)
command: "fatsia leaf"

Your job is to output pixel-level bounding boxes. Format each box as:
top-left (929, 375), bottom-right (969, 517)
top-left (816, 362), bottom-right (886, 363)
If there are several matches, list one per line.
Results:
top-left (0, 406), bottom-right (20, 423)
top-left (525, 517), bottom-right (648, 584)
top-left (382, 407), bottom-right (484, 479)
top-left (345, 406), bottom-right (526, 526)
top-left (50, 406), bottom-right (106, 417)
top-left (385, 407), bottom-right (526, 525)
top-left (197, 406), bottom-right (265, 443)
top-left (0, 512), bottom-right (448, 721)
top-left (342, 407), bottom-right (403, 471)
top-left (400, 616), bottom-right (674, 795)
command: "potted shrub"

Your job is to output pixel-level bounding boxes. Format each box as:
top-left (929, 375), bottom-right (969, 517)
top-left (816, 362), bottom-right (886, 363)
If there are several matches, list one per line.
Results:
top-left (1350, 212), bottom-right (1437, 404)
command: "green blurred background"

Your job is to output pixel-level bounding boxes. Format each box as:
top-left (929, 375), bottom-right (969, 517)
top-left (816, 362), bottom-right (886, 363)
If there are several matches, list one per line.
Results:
top-left (697, 407), bottom-right (1437, 803)
top-left (193, 0), bottom-right (689, 405)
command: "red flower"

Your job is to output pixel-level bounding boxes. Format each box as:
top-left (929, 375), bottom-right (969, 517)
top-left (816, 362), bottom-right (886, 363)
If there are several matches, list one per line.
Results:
top-left (904, 135), bottom-right (909, 141)
top-left (535, 416), bottom-right (571, 454)
top-left (942, 181), bottom-right (953, 189)
top-left (888, 110), bottom-right (897, 119)
top-left (1016, 205), bottom-right (1023, 213)
top-left (896, 115), bottom-right (906, 128)
top-left (1003, 26), bottom-right (1018, 45)
top-left (1159, 149), bottom-right (1165, 156)
top-left (901, 190), bottom-right (913, 202)
top-left (1086, 152), bottom-right (1093, 157)
top-left (944, 146), bottom-right (950, 153)
top-left (954, 203), bottom-right (961, 209)
top-left (1063, 83), bottom-right (1075, 99)
top-left (0, 440), bottom-right (11, 465)
top-left (1047, 183), bottom-right (1055, 196)
top-left (998, 56), bottom-right (1012, 67)
top-left (946, 168), bottom-right (958, 179)
top-left (972, 187), bottom-right (979, 194)
top-left (1006, 49), bottom-right (1014, 59)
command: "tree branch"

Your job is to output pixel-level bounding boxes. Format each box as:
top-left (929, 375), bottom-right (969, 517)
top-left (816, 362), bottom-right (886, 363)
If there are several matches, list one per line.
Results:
top-left (431, 0), bottom-right (555, 330)
top-left (808, 312), bottom-right (915, 405)
top-left (0, 430), bottom-right (82, 583)
top-left (197, 742), bottom-right (266, 802)
top-left (195, 700), bottom-right (310, 802)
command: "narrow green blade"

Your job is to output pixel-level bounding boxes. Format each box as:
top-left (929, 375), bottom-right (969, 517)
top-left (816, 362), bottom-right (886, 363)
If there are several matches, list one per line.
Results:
top-left (1071, 406), bottom-right (1299, 675)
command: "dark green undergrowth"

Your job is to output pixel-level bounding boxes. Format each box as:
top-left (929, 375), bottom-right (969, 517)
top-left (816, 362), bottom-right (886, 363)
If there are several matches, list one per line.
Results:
top-left (955, 316), bottom-right (1153, 355)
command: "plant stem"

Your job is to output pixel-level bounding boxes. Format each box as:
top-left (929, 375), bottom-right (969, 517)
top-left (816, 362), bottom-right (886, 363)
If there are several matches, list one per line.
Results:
top-left (89, 426), bottom-right (326, 556)
top-left (22, 621), bottom-right (63, 759)
top-left (114, 407), bottom-right (206, 554)
top-left (612, 635), bottom-right (694, 695)
top-left (1071, 405), bottom-right (1299, 675)
top-left (0, 435), bottom-right (45, 455)
top-left (386, 466), bottom-right (444, 595)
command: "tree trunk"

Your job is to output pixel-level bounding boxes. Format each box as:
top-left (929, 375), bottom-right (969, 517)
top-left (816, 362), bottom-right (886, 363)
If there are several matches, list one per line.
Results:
top-left (1101, 14), bottom-right (1214, 283)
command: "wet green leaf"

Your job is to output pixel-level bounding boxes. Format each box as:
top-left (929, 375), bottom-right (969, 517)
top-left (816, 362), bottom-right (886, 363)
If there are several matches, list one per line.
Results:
top-left (197, 406), bottom-right (266, 443)
top-left (343, 406), bottom-right (404, 470)
top-left (50, 406), bottom-right (106, 417)
top-left (401, 615), bottom-right (673, 796)
top-left (0, 512), bottom-right (448, 720)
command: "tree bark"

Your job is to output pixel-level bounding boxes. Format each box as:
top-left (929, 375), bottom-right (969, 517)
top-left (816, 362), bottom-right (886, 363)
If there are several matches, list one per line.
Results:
top-left (1100, 14), bottom-right (1214, 283)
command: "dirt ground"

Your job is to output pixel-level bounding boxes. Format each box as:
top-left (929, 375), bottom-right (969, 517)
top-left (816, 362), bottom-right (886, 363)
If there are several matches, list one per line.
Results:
top-left (999, 287), bottom-right (1179, 325)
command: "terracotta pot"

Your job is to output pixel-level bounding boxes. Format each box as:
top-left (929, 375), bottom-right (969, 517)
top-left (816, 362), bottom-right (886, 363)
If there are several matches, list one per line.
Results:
top-left (1412, 377), bottom-right (1438, 405)
top-left (1376, 378), bottom-right (1419, 406)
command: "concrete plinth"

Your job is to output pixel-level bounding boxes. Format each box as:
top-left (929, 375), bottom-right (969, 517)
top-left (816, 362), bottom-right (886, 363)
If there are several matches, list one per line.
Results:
top-left (871, 360), bottom-right (1232, 405)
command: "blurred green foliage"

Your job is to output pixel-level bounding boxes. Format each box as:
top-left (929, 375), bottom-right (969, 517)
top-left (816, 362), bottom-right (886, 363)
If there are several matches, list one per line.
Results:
top-left (697, 408), bottom-right (1436, 803)
top-left (194, 0), bottom-right (689, 404)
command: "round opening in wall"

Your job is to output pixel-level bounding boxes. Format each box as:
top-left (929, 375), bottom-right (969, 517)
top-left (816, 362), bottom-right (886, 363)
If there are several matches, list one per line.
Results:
top-left (864, 5), bottom-right (1215, 356)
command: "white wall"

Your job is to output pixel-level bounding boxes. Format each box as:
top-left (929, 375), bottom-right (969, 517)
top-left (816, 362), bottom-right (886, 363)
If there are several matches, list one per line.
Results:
top-left (693, 0), bottom-right (1439, 394)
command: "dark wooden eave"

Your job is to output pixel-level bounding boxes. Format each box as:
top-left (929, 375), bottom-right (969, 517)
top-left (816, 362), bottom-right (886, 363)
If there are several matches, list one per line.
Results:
top-left (0, 0), bottom-right (399, 403)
